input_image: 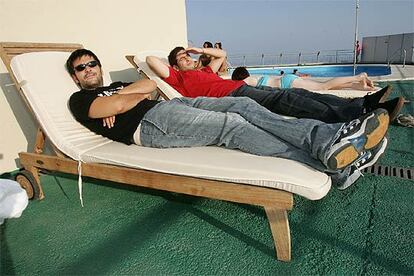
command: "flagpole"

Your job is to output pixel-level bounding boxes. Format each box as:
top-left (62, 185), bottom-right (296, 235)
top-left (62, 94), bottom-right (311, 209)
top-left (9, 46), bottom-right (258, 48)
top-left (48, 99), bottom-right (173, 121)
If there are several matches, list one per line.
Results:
top-left (353, 0), bottom-right (360, 75)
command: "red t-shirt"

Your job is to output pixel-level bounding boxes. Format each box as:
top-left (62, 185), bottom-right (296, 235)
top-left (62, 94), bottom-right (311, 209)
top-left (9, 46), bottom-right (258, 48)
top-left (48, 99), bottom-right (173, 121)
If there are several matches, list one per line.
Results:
top-left (163, 66), bottom-right (245, 98)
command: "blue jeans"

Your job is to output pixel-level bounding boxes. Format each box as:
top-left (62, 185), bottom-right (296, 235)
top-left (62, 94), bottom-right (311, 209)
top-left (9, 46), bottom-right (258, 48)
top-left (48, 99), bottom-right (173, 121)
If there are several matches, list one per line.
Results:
top-left (140, 97), bottom-right (350, 183)
top-left (230, 84), bottom-right (365, 123)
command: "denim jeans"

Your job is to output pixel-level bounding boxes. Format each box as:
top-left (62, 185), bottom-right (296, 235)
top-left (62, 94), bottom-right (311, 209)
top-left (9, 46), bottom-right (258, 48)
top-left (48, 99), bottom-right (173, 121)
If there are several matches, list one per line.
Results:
top-left (140, 97), bottom-right (350, 183)
top-left (229, 84), bottom-right (365, 123)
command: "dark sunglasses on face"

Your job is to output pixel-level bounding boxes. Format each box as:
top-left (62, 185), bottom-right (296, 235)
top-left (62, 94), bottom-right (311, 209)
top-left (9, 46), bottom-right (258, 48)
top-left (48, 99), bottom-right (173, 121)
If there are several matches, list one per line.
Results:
top-left (74, 60), bottom-right (99, 72)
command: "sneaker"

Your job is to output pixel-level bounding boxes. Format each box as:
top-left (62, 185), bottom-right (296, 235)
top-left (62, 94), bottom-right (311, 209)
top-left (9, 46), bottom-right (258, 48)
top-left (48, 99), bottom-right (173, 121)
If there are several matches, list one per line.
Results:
top-left (326, 108), bottom-right (389, 171)
top-left (338, 137), bottom-right (388, 190)
top-left (364, 85), bottom-right (392, 107)
top-left (376, 97), bottom-right (405, 122)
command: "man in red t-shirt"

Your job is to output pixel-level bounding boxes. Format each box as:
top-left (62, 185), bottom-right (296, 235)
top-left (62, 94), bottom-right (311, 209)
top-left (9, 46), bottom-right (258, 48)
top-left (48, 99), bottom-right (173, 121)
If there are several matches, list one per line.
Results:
top-left (147, 46), bottom-right (401, 123)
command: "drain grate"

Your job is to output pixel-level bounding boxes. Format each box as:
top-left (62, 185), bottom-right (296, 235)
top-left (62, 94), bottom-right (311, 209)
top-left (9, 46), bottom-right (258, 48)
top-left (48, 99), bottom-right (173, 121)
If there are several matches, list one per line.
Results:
top-left (362, 164), bottom-right (414, 181)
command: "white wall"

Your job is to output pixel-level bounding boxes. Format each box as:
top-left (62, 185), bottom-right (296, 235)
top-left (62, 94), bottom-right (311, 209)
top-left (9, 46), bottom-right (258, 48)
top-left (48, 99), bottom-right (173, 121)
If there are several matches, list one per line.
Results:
top-left (0, 0), bottom-right (188, 172)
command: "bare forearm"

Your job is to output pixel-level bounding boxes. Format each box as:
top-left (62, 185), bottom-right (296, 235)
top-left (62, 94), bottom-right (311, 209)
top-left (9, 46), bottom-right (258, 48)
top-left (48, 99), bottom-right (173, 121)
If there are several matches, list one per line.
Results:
top-left (118, 79), bottom-right (156, 95)
top-left (186, 47), bottom-right (227, 58)
top-left (146, 56), bottom-right (170, 78)
top-left (88, 93), bottom-right (151, 118)
top-left (116, 93), bottom-right (150, 113)
top-left (201, 47), bottom-right (227, 58)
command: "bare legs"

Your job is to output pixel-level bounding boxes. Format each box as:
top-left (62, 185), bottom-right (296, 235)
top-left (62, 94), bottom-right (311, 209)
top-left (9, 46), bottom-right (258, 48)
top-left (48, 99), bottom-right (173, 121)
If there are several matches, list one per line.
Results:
top-left (291, 73), bottom-right (375, 91)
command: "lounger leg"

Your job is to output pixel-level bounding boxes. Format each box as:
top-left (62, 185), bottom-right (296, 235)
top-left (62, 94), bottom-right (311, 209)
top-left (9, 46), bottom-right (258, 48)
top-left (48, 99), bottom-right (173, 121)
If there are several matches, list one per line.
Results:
top-left (264, 206), bottom-right (291, 261)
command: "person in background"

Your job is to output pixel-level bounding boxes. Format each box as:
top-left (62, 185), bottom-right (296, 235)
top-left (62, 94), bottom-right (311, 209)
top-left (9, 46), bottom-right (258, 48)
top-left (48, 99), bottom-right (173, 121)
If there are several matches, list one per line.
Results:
top-left (232, 66), bottom-right (384, 92)
top-left (356, 40), bottom-right (362, 63)
top-left (203, 41), bottom-right (213, 48)
top-left (214, 42), bottom-right (229, 74)
top-left (197, 41), bottom-right (214, 68)
top-left (293, 69), bottom-right (310, 77)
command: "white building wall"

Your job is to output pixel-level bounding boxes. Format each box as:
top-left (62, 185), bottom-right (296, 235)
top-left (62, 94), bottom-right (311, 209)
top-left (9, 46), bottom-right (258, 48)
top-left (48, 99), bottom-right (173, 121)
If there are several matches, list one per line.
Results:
top-left (0, 0), bottom-right (188, 172)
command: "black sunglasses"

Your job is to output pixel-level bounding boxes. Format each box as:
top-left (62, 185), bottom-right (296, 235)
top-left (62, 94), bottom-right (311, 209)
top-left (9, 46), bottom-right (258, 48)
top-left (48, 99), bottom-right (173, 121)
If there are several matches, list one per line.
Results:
top-left (74, 60), bottom-right (99, 72)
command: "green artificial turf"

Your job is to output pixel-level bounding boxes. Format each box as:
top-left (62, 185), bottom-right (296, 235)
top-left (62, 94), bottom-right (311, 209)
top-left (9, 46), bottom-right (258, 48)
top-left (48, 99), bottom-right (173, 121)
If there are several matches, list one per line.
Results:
top-left (1, 81), bottom-right (413, 275)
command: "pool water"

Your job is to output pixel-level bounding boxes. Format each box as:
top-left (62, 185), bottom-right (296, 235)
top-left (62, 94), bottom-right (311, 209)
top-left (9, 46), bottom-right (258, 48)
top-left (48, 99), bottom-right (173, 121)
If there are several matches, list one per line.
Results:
top-left (244, 65), bottom-right (391, 78)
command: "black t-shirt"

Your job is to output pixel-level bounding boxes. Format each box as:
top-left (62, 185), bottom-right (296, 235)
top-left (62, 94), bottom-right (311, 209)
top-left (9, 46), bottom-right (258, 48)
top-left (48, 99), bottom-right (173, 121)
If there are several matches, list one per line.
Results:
top-left (69, 81), bottom-right (160, 144)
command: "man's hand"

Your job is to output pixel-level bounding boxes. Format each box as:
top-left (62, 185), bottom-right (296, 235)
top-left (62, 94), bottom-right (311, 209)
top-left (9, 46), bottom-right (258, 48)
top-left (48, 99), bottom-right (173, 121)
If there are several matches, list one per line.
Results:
top-left (103, 116), bottom-right (115, 128)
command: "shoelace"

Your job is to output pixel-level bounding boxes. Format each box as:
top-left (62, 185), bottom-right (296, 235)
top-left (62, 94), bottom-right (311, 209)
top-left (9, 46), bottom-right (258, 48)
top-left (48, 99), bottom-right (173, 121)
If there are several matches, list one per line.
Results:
top-left (354, 151), bottom-right (372, 168)
top-left (341, 119), bottom-right (360, 136)
top-left (349, 151), bottom-right (368, 179)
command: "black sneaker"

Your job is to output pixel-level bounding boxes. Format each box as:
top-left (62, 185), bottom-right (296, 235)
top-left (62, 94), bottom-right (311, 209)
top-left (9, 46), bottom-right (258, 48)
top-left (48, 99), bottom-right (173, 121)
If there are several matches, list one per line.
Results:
top-left (376, 97), bottom-right (405, 122)
top-left (338, 137), bottom-right (388, 190)
top-left (326, 109), bottom-right (389, 171)
top-left (364, 85), bottom-right (392, 108)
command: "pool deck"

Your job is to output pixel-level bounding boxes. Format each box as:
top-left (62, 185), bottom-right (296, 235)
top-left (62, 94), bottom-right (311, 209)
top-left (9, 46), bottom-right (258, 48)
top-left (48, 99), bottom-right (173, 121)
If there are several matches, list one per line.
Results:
top-left (308, 65), bottom-right (413, 98)
top-left (300, 64), bottom-right (414, 82)
top-left (373, 64), bottom-right (414, 82)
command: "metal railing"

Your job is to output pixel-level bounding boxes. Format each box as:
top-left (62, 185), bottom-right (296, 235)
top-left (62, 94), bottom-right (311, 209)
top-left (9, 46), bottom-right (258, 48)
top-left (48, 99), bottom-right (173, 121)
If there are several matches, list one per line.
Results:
top-left (387, 48), bottom-right (407, 68)
top-left (227, 49), bottom-right (356, 68)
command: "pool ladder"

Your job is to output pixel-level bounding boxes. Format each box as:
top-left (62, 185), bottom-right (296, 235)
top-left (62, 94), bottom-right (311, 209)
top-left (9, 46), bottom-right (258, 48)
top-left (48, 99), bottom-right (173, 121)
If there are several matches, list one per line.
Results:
top-left (387, 49), bottom-right (407, 68)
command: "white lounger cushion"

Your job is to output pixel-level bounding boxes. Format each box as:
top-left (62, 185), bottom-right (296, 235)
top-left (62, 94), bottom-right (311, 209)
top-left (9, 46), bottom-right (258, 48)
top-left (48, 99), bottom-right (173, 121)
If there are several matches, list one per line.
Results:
top-left (134, 51), bottom-right (182, 100)
top-left (10, 51), bottom-right (331, 200)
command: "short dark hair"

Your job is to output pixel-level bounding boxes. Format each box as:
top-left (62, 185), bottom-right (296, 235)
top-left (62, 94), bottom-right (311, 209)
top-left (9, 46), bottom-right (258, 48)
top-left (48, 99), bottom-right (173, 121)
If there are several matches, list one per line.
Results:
top-left (214, 42), bottom-right (222, 49)
top-left (168, 46), bottom-right (185, 66)
top-left (231, 67), bottom-right (250, 80)
top-left (199, 54), bottom-right (212, 67)
top-left (66, 49), bottom-right (101, 75)
top-left (203, 41), bottom-right (213, 48)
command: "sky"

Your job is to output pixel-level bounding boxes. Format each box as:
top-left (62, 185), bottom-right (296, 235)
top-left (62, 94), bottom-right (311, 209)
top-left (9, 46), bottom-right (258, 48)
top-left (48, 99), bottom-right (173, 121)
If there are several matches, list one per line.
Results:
top-left (185, 0), bottom-right (414, 55)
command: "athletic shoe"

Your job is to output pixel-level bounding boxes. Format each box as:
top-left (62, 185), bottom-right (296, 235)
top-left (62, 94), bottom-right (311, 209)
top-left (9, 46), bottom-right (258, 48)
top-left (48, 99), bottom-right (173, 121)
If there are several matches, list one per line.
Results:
top-left (364, 85), bottom-right (392, 107)
top-left (376, 97), bottom-right (405, 122)
top-left (326, 108), bottom-right (389, 171)
top-left (338, 137), bottom-right (388, 190)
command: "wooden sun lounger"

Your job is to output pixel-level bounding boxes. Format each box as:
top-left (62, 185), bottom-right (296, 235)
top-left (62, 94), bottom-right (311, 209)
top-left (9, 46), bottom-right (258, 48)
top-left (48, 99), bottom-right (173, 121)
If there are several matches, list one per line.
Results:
top-left (1, 42), bottom-right (294, 261)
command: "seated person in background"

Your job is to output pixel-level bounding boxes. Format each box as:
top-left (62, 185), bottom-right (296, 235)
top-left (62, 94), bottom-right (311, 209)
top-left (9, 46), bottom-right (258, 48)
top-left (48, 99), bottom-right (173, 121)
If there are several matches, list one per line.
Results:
top-left (197, 53), bottom-right (212, 68)
top-left (232, 66), bottom-right (381, 91)
top-left (197, 41), bottom-right (228, 74)
top-left (196, 41), bottom-right (213, 69)
top-left (146, 46), bottom-right (404, 122)
top-left (67, 48), bottom-right (390, 190)
top-left (203, 41), bottom-right (213, 48)
top-left (214, 42), bottom-right (229, 74)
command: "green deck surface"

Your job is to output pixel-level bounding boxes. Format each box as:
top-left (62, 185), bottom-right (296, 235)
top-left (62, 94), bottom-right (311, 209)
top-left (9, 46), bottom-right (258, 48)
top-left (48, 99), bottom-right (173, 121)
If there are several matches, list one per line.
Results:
top-left (1, 81), bottom-right (413, 275)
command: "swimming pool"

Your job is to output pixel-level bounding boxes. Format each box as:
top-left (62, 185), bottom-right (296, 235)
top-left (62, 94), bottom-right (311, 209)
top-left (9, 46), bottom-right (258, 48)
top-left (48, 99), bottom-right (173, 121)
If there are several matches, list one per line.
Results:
top-left (244, 65), bottom-right (391, 78)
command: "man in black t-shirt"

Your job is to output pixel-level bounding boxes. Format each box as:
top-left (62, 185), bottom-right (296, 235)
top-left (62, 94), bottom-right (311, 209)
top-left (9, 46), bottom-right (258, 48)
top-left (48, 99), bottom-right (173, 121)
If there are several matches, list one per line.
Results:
top-left (66, 49), bottom-right (390, 190)
top-left (67, 49), bottom-right (159, 144)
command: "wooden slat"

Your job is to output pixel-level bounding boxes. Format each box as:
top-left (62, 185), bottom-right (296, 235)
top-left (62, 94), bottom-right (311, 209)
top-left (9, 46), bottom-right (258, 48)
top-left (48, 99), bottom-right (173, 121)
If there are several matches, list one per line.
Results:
top-left (34, 128), bottom-right (45, 154)
top-left (19, 152), bottom-right (294, 209)
top-left (125, 55), bottom-right (136, 67)
top-left (0, 42), bottom-right (82, 73)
